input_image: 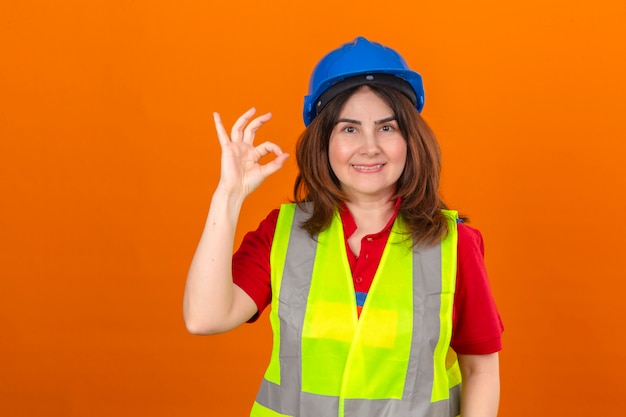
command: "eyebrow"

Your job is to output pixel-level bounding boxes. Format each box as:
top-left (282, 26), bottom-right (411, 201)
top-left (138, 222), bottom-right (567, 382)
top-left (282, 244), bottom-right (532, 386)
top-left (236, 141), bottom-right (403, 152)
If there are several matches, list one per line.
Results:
top-left (336, 116), bottom-right (396, 125)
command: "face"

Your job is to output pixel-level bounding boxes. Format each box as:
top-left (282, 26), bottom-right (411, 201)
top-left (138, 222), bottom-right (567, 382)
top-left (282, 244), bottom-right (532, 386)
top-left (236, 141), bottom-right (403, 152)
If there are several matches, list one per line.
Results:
top-left (328, 86), bottom-right (407, 202)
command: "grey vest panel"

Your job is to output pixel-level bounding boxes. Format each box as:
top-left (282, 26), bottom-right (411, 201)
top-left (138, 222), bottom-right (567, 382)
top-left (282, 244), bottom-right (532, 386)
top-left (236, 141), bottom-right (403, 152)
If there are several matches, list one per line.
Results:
top-left (344, 383), bottom-right (460, 417)
top-left (255, 204), bottom-right (460, 417)
top-left (255, 205), bottom-right (318, 415)
top-left (258, 378), bottom-right (338, 417)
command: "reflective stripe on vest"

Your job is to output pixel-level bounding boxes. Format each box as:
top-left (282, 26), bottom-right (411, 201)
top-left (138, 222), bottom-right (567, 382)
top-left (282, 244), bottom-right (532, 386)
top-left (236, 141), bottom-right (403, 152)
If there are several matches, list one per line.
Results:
top-left (251, 204), bottom-right (461, 417)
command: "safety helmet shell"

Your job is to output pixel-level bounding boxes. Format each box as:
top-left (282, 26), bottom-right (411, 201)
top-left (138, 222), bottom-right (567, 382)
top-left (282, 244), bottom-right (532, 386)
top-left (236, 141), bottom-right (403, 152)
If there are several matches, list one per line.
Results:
top-left (303, 37), bottom-right (425, 126)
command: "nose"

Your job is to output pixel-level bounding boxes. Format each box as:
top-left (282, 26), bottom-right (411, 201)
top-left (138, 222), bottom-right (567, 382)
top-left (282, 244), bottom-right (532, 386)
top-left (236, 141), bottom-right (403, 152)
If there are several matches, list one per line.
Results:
top-left (359, 130), bottom-right (380, 156)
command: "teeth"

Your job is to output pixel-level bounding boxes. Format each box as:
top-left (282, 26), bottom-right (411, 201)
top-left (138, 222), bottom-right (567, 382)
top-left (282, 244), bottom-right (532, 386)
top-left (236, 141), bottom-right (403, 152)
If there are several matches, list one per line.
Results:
top-left (353, 164), bottom-right (383, 170)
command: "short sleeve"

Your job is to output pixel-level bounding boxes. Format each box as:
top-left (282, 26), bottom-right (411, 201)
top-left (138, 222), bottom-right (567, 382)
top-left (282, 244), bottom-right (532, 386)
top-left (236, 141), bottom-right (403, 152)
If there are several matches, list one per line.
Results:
top-left (232, 209), bottom-right (279, 321)
top-left (451, 223), bottom-right (504, 354)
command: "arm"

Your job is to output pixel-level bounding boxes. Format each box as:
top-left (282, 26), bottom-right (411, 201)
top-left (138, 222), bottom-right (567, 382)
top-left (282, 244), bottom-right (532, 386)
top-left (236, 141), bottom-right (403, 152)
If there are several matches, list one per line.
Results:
top-left (458, 352), bottom-right (500, 417)
top-left (183, 108), bottom-right (289, 335)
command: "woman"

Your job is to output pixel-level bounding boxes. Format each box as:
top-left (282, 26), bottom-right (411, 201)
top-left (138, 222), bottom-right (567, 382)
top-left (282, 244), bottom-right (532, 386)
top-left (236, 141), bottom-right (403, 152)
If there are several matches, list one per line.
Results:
top-left (184, 37), bottom-right (503, 417)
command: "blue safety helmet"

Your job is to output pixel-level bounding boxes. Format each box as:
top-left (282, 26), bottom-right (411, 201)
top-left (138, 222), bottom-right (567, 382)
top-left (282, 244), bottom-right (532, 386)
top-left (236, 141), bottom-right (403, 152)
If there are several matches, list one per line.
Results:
top-left (303, 37), bottom-right (425, 126)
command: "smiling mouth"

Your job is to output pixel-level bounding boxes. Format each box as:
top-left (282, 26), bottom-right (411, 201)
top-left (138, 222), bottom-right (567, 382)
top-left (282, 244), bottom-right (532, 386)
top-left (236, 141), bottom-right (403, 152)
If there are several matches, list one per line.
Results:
top-left (352, 164), bottom-right (385, 170)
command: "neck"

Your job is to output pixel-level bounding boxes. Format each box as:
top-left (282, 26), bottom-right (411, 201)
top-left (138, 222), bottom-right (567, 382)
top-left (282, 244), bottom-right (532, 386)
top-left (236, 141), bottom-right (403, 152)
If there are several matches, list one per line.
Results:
top-left (344, 197), bottom-right (397, 234)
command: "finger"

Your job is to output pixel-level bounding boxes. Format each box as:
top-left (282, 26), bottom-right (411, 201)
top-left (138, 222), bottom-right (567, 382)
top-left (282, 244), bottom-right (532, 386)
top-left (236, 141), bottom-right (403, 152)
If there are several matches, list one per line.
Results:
top-left (243, 112), bottom-right (272, 144)
top-left (213, 112), bottom-right (230, 146)
top-left (253, 141), bottom-right (284, 159)
top-left (230, 107), bottom-right (257, 142)
top-left (260, 152), bottom-right (290, 177)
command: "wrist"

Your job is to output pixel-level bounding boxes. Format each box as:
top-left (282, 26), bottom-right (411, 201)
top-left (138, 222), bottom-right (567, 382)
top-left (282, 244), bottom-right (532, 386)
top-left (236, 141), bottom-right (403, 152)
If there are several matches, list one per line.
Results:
top-left (212, 185), bottom-right (246, 212)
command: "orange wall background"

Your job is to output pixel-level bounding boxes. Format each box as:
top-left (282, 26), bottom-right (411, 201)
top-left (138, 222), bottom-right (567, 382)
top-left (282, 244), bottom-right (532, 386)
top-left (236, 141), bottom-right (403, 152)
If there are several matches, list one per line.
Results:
top-left (2, 1), bottom-right (625, 415)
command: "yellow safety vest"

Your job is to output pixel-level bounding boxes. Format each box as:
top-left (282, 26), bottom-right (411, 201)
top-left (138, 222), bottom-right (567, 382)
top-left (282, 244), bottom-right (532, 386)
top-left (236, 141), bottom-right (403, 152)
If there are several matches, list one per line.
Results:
top-left (251, 204), bottom-right (461, 417)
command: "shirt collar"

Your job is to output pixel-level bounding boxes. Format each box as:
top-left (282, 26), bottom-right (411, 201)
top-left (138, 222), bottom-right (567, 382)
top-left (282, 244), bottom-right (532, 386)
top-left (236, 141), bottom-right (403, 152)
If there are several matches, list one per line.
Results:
top-left (339, 198), bottom-right (402, 239)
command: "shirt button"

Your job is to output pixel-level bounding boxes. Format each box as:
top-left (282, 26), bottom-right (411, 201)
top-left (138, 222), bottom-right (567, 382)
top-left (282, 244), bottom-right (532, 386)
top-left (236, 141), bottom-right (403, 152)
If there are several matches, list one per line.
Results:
top-left (355, 276), bottom-right (363, 283)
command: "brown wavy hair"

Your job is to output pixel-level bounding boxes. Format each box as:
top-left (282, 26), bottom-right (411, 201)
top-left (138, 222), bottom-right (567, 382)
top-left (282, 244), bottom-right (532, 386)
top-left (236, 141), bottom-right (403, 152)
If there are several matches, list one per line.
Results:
top-left (294, 84), bottom-right (451, 247)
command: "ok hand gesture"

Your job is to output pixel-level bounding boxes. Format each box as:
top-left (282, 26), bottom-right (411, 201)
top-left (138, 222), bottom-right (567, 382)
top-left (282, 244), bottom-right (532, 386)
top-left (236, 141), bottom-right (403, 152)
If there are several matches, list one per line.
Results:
top-left (213, 108), bottom-right (289, 199)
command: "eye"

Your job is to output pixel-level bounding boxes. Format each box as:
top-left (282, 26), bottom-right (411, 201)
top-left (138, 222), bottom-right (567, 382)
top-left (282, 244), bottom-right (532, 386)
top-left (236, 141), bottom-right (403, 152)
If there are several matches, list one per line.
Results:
top-left (343, 126), bottom-right (357, 133)
top-left (380, 124), bottom-right (395, 132)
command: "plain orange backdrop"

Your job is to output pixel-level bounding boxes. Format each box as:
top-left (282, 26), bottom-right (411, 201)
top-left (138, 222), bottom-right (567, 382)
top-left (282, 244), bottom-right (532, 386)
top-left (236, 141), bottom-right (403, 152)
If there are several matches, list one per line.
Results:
top-left (1, 1), bottom-right (625, 416)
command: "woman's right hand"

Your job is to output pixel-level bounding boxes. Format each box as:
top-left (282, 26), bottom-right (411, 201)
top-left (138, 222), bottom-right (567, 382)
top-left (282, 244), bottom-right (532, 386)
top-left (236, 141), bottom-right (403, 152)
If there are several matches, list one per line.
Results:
top-left (184, 107), bottom-right (287, 335)
top-left (213, 108), bottom-right (289, 199)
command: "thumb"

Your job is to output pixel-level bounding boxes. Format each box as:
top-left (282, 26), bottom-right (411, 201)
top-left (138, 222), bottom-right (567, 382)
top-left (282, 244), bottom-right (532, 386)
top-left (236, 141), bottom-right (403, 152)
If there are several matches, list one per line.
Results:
top-left (261, 153), bottom-right (290, 177)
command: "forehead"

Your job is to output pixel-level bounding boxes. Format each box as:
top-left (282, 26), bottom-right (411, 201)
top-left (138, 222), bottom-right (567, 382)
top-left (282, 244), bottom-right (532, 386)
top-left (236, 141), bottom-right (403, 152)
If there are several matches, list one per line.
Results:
top-left (339, 86), bottom-right (394, 118)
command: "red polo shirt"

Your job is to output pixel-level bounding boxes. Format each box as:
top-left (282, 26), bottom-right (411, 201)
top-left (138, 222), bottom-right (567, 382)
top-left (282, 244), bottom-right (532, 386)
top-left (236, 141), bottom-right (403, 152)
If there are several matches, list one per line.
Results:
top-left (232, 206), bottom-right (503, 355)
